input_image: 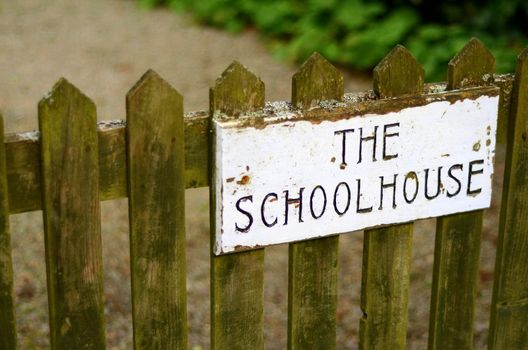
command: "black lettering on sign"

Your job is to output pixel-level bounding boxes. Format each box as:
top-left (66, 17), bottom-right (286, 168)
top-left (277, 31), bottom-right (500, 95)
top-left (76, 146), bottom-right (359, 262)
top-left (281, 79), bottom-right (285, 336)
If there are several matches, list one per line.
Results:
top-left (383, 123), bottom-right (400, 160)
top-left (235, 195), bottom-right (253, 233)
top-left (403, 171), bottom-right (419, 204)
top-left (261, 192), bottom-right (278, 227)
top-left (283, 188), bottom-right (305, 225)
top-left (334, 129), bottom-right (354, 168)
top-left (310, 185), bottom-right (327, 219)
top-left (356, 179), bottom-right (373, 213)
top-left (447, 164), bottom-right (463, 198)
top-left (425, 166), bottom-right (443, 200)
top-left (467, 159), bottom-right (484, 195)
top-left (379, 174), bottom-right (398, 210)
top-left (358, 126), bottom-right (378, 164)
top-left (333, 182), bottom-right (351, 215)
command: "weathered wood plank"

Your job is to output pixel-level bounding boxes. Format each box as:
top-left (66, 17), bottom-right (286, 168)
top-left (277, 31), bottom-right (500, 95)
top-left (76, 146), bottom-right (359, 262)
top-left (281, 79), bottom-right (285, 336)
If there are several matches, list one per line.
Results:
top-left (0, 112), bottom-right (16, 350)
top-left (489, 48), bottom-right (528, 350)
top-left (4, 76), bottom-right (515, 215)
top-left (429, 211), bottom-right (483, 349)
top-left (428, 38), bottom-right (494, 350)
top-left (127, 70), bottom-right (188, 350)
top-left (288, 238), bottom-right (338, 349)
top-left (359, 224), bottom-right (413, 349)
top-left (39, 79), bottom-right (105, 349)
top-left (359, 45), bottom-right (420, 350)
top-left (210, 62), bottom-right (265, 350)
top-left (287, 53), bottom-right (341, 350)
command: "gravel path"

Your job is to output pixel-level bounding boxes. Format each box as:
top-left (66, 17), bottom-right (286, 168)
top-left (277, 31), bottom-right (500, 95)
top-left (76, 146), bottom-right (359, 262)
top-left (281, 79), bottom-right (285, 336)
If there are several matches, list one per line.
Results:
top-left (0, 0), bottom-right (369, 132)
top-left (0, 1), bottom-right (498, 349)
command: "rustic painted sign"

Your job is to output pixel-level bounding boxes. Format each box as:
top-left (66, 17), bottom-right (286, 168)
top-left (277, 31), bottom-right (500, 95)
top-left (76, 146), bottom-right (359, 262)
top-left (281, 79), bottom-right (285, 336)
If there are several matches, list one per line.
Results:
top-left (212, 87), bottom-right (499, 254)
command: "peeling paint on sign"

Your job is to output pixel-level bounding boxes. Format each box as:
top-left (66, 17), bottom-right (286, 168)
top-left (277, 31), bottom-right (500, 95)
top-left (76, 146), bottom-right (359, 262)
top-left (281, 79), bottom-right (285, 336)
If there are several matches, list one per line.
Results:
top-left (213, 92), bottom-right (499, 255)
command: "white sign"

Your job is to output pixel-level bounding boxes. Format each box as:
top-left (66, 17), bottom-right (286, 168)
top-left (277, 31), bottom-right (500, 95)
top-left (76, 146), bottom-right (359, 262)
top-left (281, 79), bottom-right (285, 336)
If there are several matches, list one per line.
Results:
top-left (213, 90), bottom-right (499, 254)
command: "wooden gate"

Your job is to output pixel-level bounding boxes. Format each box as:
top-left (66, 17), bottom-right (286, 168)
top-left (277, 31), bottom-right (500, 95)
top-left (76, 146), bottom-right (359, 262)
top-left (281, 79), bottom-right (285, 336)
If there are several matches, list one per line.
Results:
top-left (0, 37), bottom-right (527, 349)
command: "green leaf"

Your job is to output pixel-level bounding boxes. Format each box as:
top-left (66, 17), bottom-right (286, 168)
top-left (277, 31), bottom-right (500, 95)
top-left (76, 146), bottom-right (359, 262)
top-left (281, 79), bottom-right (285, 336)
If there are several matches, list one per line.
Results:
top-left (343, 8), bottom-right (420, 69)
top-left (334, 1), bottom-right (385, 31)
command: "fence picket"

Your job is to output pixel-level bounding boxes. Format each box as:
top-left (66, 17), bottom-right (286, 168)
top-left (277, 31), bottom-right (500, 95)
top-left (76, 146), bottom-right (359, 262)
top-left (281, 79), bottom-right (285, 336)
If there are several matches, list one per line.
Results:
top-left (428, 38), bottom-right (495, 350)
top-left (210, 62), bottom-right (265, 350)
top-left (0, 112), bottom-right (16, 350)
top-left (359, 45), bottom-right (422, 350)
top-left (39, 79), bottom-right (106, 349)
top-left (287, 53), bottom-right (342, 350)
top-left (489, 48), bottom-right (528, 349)
top-left (126, 70), bottom-right (188, 350)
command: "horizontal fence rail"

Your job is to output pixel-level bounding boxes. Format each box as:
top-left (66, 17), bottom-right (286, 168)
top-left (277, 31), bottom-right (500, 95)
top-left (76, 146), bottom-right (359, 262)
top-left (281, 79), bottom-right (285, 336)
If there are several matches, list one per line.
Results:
top-left (1, 38), bottom-right (527, 350)
top-left (4, 77), bottom-right (514, 216)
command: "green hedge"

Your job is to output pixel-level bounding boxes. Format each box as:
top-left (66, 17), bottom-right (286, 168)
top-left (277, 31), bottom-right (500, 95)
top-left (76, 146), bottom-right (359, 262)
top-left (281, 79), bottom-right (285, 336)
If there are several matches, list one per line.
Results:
top-left (141, 0), bottom-right (527, 81)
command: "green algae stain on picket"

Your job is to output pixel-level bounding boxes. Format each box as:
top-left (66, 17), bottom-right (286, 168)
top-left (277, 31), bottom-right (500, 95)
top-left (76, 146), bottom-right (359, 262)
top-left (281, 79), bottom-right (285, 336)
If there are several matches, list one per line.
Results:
top-left (288, 52), bottom-right (341, 350)
top-left (39, 78), bottom-right (106, 350)
top-left (360, 44), bottom-right (420, 350)
top-left (127, 70), bottom-right (188, 350)
top-left (429, 38), bottom-right (495, 350)
top-left (210, 62), bottom-right (265, 350)
top-left (489, 48), bottom-right (528, 350)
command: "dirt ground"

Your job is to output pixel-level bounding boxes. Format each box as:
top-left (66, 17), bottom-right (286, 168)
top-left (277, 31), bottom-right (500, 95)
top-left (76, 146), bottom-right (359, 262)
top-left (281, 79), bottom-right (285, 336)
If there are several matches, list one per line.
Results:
top-left (1, 1), bottom-right (501, 349)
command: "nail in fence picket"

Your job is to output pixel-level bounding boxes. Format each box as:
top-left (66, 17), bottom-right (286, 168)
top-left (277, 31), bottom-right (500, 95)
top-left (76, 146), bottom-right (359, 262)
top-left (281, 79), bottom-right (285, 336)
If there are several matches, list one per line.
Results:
top-left (0, 38), bottom-right (526, 350)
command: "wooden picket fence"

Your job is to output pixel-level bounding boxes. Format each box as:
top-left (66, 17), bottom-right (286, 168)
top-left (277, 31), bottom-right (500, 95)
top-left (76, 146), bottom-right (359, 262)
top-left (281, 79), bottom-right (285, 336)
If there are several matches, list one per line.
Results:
top-left (0, 37), bottom-right (527, 349)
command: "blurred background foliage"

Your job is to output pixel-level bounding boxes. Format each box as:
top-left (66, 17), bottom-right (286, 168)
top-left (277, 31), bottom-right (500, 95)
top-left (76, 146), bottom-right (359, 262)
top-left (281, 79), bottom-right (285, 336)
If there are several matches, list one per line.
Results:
top-left (140, 0), bottom-right (527, 81)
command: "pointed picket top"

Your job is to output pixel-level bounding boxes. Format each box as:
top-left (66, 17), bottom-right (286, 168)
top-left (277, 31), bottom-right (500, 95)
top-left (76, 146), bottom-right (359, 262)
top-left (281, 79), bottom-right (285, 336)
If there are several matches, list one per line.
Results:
top-left (127, 69), bottom-right (182, 105)
top-left (515, 48), bottom-right (528, 93)
top-left (210, 61), bottom-right (265, 116)
top-left (447, 38), bottom-right (495, 90)
top-left (516, 47), bottom-right (528, 78)
top-left (373, 45), bottom-right (424, 98)
top-left (38, 78), bottom-right (97, 138)
top-left (292, 52), bottom-right (344, 109)
top-left (520, 47), bottom-right (528, 61)
top-left (39, 78), bottom-right (96, 113)
top-left (126, 69), bottom-right (183, 146)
